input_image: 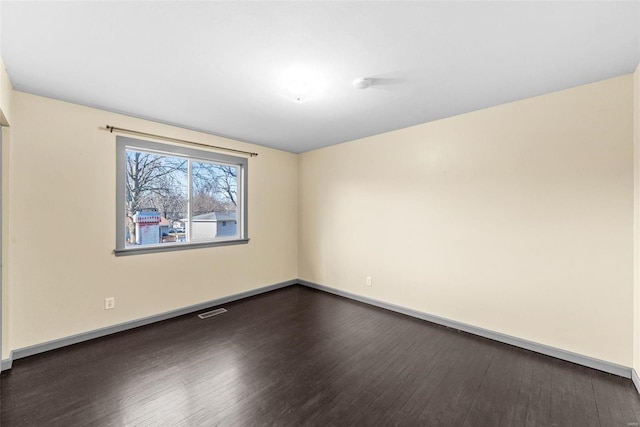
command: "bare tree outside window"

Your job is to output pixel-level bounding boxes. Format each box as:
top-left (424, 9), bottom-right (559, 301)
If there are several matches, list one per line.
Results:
top-left (125, 151), bottom-right (187, 244)
top-left (192, 161), bottom-right (238, 216)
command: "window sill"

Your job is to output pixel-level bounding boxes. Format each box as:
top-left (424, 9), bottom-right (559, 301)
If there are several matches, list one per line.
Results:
top-left (114, 238), bottom-right (250, 256)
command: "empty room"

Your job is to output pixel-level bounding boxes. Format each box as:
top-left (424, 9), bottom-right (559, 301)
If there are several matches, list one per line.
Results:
top-left (1, 1), bottom-right (640, 425)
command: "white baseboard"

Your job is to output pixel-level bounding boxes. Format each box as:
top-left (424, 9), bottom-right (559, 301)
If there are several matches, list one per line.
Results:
top-left (632, 369), bottom-right (640, 394)
top-left (1, 357), bottom-right (12, 371)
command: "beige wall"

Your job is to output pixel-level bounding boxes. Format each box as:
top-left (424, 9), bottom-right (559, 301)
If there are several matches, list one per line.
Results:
top-left (634, 63), bottom-right (640, 373)
top-left (299, 75), bottom-right (634, 366)
top-left (4, 92), bottom-right (298, 356)
top-left (1, 126), bottom-right (9, 361)
top-left (0, 54), bottom-right (12, 360)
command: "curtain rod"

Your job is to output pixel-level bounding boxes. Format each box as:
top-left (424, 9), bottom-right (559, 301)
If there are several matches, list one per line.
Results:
top-left (104, 125), bottom-right (259, 157)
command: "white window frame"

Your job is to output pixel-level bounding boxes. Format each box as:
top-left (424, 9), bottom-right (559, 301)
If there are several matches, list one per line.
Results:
top-left (115, 136), bottom-right (249, 256)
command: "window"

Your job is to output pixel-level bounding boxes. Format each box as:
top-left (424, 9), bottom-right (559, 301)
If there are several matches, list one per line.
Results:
top-left (115, 136), bottom-right (248, 255)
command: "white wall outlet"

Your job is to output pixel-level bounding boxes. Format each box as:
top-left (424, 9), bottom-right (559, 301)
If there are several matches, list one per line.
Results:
top-left (105, 297), bottom-right (115, 310)
top-left (366, 276), bottom-right (372, 287)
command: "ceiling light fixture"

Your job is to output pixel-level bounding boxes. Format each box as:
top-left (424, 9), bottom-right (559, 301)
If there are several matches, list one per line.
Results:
top-left (286, 77), bottom-right (312, 102)
top-left (281, 65), bottom-right (327, 103)
top-left (353, 78), bottom-right (372, 89)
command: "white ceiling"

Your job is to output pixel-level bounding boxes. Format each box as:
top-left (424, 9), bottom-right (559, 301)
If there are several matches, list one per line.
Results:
top-left (1, 1), bottom-right (639, 153)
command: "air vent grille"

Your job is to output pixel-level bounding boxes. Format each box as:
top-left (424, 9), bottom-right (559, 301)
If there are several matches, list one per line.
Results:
top-left (198, 308), bottom-right (227, 319)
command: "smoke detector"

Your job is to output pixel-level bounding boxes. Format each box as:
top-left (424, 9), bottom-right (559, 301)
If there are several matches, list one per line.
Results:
top-left (353, 78), bottom-right (372, 90)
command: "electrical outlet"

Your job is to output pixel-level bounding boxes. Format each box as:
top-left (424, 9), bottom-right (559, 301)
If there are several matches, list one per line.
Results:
top-left (105, 297), bottom-right (115, 310)
top-left (366, 276), bottom-right (372, 287)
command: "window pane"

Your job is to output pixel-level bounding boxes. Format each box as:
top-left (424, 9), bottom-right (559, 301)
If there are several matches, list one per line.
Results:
top-left (190, 161), bottom-right (239, 241)
top-left (116, 136), bottom-right (248, 255)
top-left (124, 150), bottom-right (188, 246)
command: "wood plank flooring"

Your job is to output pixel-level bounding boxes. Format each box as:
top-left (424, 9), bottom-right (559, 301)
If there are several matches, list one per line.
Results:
top-left (2, 285), bottom-right (640, 426)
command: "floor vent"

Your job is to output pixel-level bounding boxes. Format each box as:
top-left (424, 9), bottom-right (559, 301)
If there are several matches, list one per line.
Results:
top-left (198, 308), bottom-right (227, 319)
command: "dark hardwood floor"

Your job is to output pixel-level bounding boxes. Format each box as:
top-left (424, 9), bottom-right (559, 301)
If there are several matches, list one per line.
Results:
top-left (2, 285), bottom-right (640, 426)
